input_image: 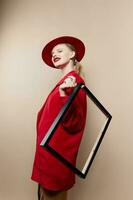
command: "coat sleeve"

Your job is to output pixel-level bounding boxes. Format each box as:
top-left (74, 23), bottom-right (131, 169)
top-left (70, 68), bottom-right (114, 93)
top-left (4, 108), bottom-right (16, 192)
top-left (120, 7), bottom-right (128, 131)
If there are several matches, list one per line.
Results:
top-left (59, 87), bottom-right (87, 133)
top-left (47, 73), bottom-right (87, 134)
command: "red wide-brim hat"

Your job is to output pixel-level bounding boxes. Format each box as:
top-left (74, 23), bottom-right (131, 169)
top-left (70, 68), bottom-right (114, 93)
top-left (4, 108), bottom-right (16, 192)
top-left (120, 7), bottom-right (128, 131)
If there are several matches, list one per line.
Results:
top-left (41, 36), bottom-right (85, 68)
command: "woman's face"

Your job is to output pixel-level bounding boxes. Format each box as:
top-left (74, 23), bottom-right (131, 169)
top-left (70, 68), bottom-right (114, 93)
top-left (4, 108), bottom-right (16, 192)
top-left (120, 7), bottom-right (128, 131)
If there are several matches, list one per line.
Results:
top-left (51, 43), bottom-right (75, 68)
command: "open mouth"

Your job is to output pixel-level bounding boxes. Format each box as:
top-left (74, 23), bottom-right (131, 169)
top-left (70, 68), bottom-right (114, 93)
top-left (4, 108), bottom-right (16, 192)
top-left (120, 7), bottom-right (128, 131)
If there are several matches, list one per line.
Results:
top-left (53, 57), bottom-right (61, 62)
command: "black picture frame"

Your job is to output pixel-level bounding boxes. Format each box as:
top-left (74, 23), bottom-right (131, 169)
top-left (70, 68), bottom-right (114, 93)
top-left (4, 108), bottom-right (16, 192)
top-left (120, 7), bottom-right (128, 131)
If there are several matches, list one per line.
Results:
top-left (40, 83), bottom-right (112, 179)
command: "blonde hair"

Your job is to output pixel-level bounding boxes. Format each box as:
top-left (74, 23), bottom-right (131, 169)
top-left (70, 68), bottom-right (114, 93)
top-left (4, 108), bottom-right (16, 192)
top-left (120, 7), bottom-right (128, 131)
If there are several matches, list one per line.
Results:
top-left (65, 43), bottom-right (84, 78)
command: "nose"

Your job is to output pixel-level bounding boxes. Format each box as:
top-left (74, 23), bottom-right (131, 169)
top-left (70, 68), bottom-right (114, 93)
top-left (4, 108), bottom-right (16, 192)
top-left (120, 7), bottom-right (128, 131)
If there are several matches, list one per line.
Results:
top-left (52, 51), bottom-right (56, 58)
top-left (52, 54), bottom-right (59, 60)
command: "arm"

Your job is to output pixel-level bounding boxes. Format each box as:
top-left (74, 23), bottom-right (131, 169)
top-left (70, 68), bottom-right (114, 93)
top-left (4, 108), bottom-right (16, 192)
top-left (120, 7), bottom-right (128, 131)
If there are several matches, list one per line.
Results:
top-left (58, 75), bottom-right (87, 133)
top-left (62, 90), bottom-right (87, 133)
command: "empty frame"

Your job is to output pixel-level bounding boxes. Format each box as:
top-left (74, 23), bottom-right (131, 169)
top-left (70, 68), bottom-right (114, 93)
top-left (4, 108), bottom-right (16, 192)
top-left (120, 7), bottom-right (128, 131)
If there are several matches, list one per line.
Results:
top-left (40, 83), bottom-right (112, 178)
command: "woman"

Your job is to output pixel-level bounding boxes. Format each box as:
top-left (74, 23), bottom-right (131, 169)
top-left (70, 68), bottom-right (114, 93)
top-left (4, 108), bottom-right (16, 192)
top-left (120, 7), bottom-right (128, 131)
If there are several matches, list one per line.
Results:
top-left (31, 36), bottom-right (87, 200)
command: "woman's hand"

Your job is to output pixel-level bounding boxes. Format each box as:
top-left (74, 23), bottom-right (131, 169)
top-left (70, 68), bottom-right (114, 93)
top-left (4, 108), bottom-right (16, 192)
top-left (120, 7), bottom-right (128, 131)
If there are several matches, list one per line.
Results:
top-left (59, 75), bottom-right (77, 96)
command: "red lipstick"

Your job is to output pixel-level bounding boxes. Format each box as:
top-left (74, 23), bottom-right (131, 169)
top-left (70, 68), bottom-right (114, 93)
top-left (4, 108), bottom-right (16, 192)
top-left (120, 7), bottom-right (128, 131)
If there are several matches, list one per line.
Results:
top-left (53, 57), bottom-right (61, 62)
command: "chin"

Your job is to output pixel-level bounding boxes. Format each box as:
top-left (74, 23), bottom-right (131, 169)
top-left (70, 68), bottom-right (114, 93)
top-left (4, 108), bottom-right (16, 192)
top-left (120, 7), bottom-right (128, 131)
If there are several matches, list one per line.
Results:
top-left (54, 66), bottom-right (61, 69)
top-left (54, 63), bottom-right (66, 69)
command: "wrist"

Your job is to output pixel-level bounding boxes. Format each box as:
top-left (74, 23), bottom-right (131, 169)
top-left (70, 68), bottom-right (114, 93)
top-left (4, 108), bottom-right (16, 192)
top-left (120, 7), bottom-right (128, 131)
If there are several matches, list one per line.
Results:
top-left (59, 87), bottom-right (66, 97)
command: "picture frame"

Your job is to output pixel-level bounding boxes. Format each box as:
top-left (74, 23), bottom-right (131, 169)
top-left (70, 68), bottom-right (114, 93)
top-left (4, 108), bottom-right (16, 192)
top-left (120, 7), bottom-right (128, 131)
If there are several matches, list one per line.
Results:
top-left (40, 83), bottom-right (112, 178)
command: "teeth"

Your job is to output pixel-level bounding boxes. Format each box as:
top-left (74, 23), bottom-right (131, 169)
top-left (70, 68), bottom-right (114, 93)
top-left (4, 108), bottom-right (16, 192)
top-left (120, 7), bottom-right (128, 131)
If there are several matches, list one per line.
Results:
top-left (54, 58), bottom-right (60, 62)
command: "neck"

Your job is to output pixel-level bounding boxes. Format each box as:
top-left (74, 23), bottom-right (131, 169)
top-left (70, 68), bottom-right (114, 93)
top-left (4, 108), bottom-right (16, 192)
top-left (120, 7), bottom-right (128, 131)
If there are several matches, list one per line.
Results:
top-left (60, 61), bottom-right (76, 77)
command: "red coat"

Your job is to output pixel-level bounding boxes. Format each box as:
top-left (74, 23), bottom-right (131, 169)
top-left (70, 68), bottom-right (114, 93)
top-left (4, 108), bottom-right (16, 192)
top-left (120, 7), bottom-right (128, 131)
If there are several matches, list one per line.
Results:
top-left (31, 70), bottom-right (87, 191)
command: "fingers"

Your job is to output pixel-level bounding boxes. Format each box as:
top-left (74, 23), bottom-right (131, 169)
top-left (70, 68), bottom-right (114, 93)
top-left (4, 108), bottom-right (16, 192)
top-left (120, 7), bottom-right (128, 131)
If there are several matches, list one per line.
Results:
top-left (59, 76), bottom-right (77, 90)
top-left (62, 76), bottom-right (77, 88)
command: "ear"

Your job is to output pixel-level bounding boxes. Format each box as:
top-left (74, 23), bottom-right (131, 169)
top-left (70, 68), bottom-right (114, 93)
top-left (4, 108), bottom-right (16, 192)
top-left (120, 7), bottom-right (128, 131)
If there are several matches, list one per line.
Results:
top-left (70, 51), bottom-right (76, 59)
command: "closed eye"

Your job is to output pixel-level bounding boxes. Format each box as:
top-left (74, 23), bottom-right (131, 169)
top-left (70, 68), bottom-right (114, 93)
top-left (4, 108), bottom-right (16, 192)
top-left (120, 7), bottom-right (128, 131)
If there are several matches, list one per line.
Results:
top-left (51, 49), bottom-right (63, 56)
top-left (57, 49), bottom-right (63, 53)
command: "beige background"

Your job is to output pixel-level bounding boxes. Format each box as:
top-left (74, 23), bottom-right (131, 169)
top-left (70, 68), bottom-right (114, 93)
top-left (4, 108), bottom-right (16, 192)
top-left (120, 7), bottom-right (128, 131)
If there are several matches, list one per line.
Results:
top-left (0, 0), bottom-right (133, 200)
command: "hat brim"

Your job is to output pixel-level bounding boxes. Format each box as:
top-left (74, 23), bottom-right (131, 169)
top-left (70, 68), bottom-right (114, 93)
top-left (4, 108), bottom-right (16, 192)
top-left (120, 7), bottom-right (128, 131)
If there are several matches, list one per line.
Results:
top-left (41, 36), bottom-right (85, 68)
